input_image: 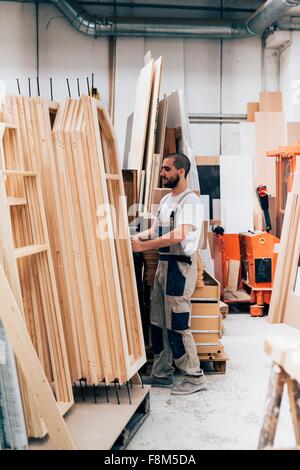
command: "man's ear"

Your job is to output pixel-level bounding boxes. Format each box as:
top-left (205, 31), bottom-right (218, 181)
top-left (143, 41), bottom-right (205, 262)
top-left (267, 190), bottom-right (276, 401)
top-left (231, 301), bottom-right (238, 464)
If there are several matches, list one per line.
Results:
top-left (178, 168), bottom-right (185, 178)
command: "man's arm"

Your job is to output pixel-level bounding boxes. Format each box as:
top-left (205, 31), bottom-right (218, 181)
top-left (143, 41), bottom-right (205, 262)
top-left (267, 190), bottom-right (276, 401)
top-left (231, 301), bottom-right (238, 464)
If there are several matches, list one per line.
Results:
top-left (131, 222), bottom-right (157, 242)
top-left (131, 224), bottom-right (193, 252)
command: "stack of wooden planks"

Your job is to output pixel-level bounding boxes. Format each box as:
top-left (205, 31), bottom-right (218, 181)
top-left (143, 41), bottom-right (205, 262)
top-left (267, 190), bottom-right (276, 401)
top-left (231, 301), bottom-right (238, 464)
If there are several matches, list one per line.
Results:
top-left (0, 113), bottom-right (74, 438)
top-left (191, 270), bottom-right (224, 358)
top-left (0, 94), bottom-right (146, 440)
top-left (268, 158), bottom-right (300, 329)
top-left (127, 54), bottom-right (200, 213)
top-left (51, 96), bottom-right (146, 385)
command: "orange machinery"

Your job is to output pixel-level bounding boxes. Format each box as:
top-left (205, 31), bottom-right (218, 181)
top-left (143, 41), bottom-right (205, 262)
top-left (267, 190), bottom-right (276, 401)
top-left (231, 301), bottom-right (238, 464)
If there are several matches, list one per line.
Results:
top-left (239, 231), bottom-right (279, 316)
top-left (213, 185), bottom-right (279, 317)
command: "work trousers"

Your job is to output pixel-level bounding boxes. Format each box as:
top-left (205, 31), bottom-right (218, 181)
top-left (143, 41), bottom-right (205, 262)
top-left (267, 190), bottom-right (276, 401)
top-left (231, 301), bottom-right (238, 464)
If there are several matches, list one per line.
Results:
top-left (150, 253), bottom-right (203, 384)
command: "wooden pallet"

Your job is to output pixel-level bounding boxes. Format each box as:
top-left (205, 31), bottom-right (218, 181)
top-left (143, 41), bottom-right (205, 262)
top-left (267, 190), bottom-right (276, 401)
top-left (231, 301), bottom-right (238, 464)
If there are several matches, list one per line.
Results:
top-left (29, 384), bottom-right (151, 450)
top-left (199, 351), bottom-right (229, 374)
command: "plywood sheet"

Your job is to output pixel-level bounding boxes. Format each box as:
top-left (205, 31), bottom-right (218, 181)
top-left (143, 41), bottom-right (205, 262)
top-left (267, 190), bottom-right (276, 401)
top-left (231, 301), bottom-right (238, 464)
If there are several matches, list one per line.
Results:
top-left (127, 59), bottom-right (154, 171)
top-left (287, 122), bottom-right (300, 145)
top-left (167, 89), bottom-right (199, 193)
top-left (247, 102), bottom-right (259, 122)
top-left (259, 92), bottom-right (282, 112)
top-left (255, 112), bottom-right (287, 196)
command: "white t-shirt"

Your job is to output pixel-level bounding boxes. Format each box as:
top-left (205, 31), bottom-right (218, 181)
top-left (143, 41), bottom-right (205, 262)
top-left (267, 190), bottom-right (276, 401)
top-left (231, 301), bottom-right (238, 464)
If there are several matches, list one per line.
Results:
top-left (155, 188), bottom-right (204, 256)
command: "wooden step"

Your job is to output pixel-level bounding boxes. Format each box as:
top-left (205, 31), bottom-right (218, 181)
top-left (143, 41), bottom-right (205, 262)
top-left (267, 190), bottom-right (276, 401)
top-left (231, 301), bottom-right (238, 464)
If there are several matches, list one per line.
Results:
top-left (105, 173), bottom-right (120, 181)
top-left (7, 197), bottom-right (27, 207)
top-left (15, 244), bottom-right (48, 259)
top-left (1, 170), bottom-right (37, 177)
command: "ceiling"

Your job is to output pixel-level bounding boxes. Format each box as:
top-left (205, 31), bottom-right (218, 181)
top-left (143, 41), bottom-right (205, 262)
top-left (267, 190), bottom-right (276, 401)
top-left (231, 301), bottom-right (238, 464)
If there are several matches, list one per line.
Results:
top-left (75, 0), bottom-right (267, 21)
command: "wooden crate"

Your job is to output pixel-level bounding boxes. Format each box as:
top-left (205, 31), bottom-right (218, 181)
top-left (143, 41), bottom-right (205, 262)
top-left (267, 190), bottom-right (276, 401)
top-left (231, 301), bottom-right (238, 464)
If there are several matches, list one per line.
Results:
top-left (196, 342), bottom-right (224, 354)
top-left (192, 332), bottom-right (221, 344)
top-left (192, 270), bottom-right (220, 301)
top-left (191, 301), bottom-right (220, 316)
top-left (190, 315), bottom-right (222, 331)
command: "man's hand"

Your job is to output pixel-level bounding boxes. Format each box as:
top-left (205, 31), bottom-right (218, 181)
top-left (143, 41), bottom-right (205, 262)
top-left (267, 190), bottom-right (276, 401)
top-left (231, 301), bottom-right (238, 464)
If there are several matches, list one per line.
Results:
top-left (131, 238), bottom-right (148, 253)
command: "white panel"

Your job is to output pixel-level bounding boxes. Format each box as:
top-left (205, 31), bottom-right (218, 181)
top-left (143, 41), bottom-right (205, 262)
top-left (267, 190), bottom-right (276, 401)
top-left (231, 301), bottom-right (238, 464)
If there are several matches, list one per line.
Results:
top-left (240, 122), bottom-right (256, 180)
top-left (199, 195), bottom-right (210, 220)
top-left (213, 199), bottom-right (220, 220)
top-left (0, 3), bottom-right (36, 95)
top-left (115, 39), bottom-right (146, 167)
top-left (144, 38), bottom-right (184, 95)
top-left (39, 5), bottom-right (109, 105)
top-left (221, 124), bottom-right (240, 155)
top-left (184, 39), bottom-right (220, 114)
top-left (220, 154), bottom-right (254, 233)
top-left (222, 37), bottom-right (261, 114)
top-left (190, 124), bottom-right (220, 156)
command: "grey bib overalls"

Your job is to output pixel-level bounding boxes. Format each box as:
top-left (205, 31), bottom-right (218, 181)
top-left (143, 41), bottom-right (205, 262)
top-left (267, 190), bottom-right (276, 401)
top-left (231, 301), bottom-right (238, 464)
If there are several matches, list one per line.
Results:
top-left (150, 190), bottom-right (203, 384)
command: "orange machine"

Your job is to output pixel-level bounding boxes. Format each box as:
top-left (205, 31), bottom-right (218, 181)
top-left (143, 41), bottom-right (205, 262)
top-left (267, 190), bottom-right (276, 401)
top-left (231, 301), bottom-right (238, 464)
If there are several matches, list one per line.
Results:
top-left (239, 231), bottom-right (279, 316)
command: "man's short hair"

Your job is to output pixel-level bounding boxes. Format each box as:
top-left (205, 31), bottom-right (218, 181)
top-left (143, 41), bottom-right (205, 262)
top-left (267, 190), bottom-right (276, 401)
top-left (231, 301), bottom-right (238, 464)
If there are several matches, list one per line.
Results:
top-left (163, 152), bottom-right (191, 178)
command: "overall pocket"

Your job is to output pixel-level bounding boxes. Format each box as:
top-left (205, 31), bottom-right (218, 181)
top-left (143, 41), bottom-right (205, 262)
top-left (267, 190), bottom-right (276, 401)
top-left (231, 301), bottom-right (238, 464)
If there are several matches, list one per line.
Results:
top-left (166, 261), bottom-right (186, 296)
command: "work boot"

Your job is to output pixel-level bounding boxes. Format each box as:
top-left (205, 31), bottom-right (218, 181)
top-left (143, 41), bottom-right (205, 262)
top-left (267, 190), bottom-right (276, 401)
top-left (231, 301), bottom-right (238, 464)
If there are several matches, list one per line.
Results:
top-left (142, 375), bottom-right (173, 388)
top-left (171, 375), bottom-right (207, 396)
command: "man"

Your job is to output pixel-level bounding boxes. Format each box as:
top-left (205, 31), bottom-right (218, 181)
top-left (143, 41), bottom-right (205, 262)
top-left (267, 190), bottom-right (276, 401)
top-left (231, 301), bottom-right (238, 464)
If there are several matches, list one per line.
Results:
top-left (131, 153), bottom-right (206, 395)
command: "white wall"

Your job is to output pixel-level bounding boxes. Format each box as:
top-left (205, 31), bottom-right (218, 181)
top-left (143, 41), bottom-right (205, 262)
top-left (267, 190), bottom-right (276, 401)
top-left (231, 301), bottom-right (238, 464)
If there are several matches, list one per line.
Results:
top-left (39, 4), bottom-right (109, 105)
top-left (0, 3), bottom-right (36, 96)
top-left (279, 31), bottom-right (300, 122)
top-left (0, 2), bottom-right (265, 165)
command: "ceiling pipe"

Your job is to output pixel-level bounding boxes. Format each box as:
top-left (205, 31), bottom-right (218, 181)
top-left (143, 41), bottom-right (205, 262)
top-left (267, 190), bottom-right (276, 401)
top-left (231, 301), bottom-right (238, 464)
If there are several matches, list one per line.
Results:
top-left (48, 0), bottom-right (300, 38)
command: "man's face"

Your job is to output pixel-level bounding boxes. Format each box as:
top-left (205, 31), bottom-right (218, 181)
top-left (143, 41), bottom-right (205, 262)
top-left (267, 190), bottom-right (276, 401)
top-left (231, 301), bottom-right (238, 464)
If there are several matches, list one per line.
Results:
top-left (160, 157), bottom-right (180, 188)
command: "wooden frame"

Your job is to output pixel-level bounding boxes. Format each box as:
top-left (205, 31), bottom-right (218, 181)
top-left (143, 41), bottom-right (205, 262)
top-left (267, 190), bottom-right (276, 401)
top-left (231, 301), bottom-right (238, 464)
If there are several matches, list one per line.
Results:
top-left (0, 117), bottom-right (73, 438)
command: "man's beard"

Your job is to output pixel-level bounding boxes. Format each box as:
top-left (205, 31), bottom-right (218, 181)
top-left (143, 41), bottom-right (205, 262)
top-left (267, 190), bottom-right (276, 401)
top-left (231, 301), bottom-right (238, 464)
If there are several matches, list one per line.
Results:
top-left (163, 174), bottom-right (180, 188)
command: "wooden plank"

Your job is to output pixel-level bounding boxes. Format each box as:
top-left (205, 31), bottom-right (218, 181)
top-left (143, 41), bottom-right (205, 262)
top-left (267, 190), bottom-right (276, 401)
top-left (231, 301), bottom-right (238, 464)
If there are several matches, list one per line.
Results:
top-left (247, 102), bottom-right (259, 122)
top-left (287, 122), bottom-right (300, 145)
top-left (144, 57), bottom-right (162, 210)
top-left (128, 59), bottom-right (154, 172)
top-left (226, 260), bottom-right (240, 292)
top-left (0, 266), bottom-right (75, 450)
top-left (259, 92), bottom-right (282, 112)
top-left (155, 96), bottom-right (168, 156)
top-left (255, 112), bottom-right (287, 196)
top-left (195, 156), bottom-right (220, 166)
top-left (14, 244), bottom-right (48, 259)
top-left (7, 196), bottom-right (27, 206)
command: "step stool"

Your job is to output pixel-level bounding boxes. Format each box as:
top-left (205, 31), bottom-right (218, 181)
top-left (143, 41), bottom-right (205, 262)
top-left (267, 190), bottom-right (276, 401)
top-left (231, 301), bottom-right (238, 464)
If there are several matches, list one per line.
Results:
top-left (258, 337), bottom-right (300, 450)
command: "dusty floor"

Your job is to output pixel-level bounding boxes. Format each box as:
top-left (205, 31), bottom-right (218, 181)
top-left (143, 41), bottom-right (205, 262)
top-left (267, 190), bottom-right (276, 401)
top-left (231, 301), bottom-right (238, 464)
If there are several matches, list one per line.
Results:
top-left (127, 311), bottom-right (300, 450)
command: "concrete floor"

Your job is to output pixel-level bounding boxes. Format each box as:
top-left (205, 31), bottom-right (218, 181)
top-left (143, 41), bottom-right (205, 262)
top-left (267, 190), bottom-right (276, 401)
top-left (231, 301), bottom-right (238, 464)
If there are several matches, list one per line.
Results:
top-left (127, 312), bottom-right (300, 450)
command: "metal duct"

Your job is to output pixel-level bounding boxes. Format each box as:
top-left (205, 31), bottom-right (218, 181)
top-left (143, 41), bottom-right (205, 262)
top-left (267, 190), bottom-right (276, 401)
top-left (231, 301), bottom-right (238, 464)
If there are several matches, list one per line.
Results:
top-left (50, 0), bottom-right (300, 38)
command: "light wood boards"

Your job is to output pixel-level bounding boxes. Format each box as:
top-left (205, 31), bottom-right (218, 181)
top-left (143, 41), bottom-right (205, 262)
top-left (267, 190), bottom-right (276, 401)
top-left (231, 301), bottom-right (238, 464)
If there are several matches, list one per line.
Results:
top-left (127, 59), bottom-right (154, 172)
top-left (255, 112), bottom-right (286, 196)
top-left (51, 96), bottom-right (146, 385)
top-left (259, 92), bottom-right (282, 112)
top-left (0, 120), bottom-right (73, 438)
top-left (144, 57), bottom-right (162, 210)
top-left (247, 102), bottom-right (259, 122)
top-left (268, 170), bottom-right (300, 327)
top-left (0, 266), bottom-right (75, 450)
top-left (166, 89), bottom-right (200, 194)
top-left (287, 122), bottom-right (300, 145)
